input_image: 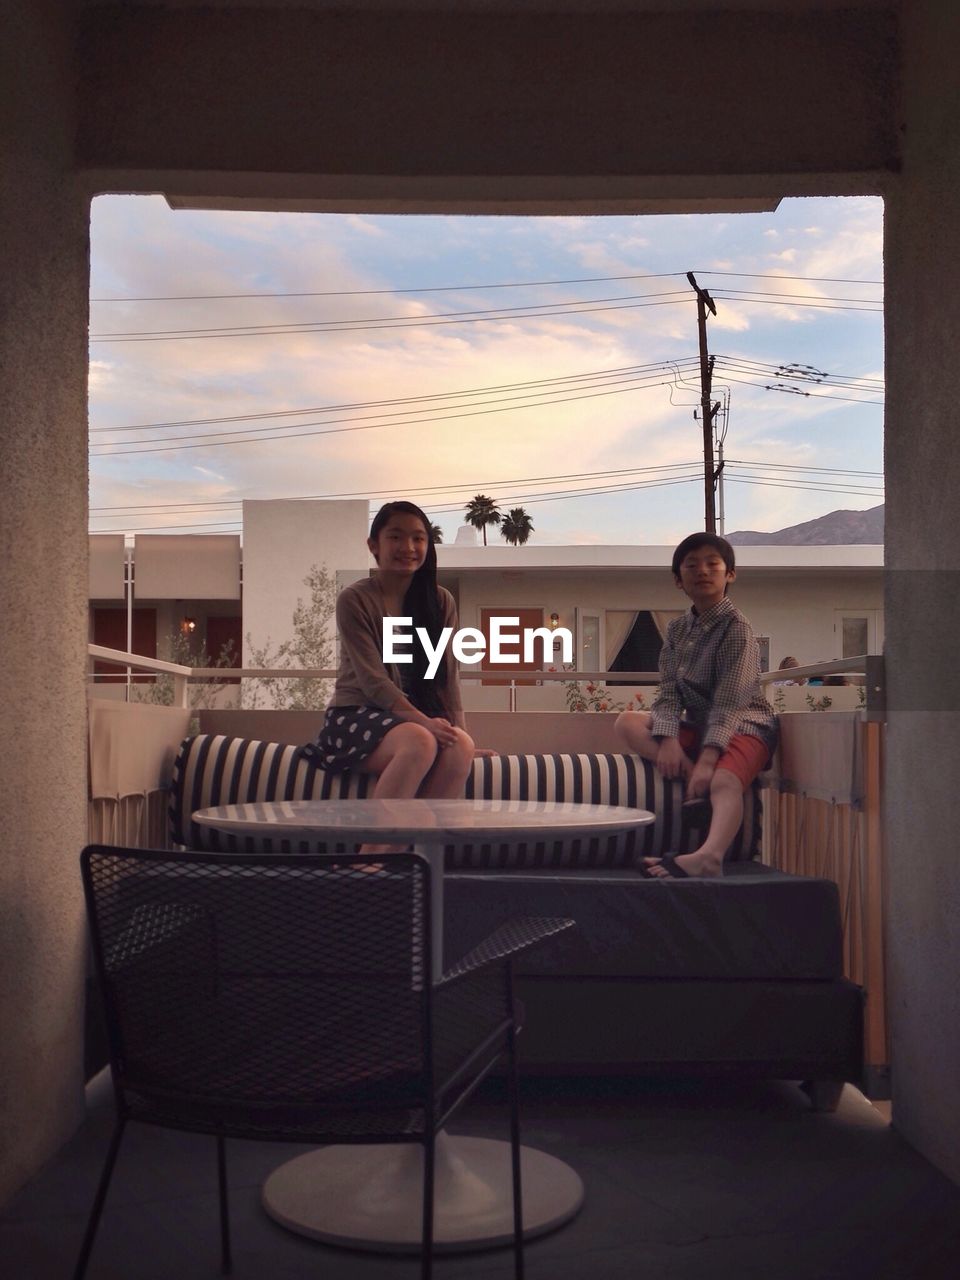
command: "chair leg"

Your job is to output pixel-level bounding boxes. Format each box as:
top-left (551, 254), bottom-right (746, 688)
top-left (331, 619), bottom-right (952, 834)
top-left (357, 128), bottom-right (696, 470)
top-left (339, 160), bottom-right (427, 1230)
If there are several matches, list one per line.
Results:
top-left (73, 1117), bottom-right (127, 1280)
top-left (216, 1134), bottom-right (232, 1275)
top-left (421, 1134), bottom-right (435, 1280)
top-left (507, 1022), bottom-right (525, 1280)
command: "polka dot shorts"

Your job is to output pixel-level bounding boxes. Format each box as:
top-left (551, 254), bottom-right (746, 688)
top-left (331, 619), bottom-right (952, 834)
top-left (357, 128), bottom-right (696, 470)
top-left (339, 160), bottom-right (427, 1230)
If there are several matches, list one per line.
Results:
top-left (302, 705), bottom-right (402, 772)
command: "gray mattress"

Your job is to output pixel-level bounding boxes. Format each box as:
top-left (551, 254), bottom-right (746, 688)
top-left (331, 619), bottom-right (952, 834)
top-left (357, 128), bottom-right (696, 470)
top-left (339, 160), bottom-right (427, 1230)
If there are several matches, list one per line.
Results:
top-left (443, 862), bottom-right (843, 981)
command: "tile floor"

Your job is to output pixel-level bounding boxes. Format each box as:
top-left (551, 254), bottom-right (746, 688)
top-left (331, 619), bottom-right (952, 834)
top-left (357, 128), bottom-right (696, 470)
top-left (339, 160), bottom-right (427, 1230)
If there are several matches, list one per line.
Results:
top-left (3, 1073), bottom-right (959, 1280)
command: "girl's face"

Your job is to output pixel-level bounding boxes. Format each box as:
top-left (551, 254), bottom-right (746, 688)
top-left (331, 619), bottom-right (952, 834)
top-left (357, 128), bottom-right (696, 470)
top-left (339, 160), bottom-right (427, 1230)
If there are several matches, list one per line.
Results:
top-left (368, 512), bottom-right (430, 576)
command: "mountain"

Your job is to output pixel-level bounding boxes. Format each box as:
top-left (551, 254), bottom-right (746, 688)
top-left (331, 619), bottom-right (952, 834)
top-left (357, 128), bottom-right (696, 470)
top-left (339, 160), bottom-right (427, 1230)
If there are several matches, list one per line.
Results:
top-left (726, 504), bottom-right (884, 546)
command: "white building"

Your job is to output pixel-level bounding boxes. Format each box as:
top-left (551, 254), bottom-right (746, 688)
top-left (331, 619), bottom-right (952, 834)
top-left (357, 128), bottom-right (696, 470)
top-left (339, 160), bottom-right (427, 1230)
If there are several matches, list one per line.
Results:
top-left (89, 500), bottom-right (883, 710)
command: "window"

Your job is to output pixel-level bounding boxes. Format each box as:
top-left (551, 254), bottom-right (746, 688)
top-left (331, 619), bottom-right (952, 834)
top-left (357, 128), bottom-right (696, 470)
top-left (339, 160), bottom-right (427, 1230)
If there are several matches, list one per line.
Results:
top-left (755, 635), bottom-right (770, 673)
top-left (834, 610), bottom-right (883, 658)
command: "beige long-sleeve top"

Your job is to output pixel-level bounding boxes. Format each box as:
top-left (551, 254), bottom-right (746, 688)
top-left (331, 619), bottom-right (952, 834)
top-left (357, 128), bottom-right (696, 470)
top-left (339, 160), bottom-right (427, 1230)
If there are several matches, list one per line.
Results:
top-left (329, 577), bottom-right (465, 728)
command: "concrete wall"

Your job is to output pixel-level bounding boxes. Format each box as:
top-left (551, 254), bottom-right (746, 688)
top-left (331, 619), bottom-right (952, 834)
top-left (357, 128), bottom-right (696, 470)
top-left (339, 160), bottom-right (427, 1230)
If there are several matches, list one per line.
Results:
top-left (0, 1), bottom-right (89, 1202)
top-left (883, 0), bottom-right (960, 1187)
top-left (5, 0), bottom-right (960, 1202)
top-left (242, 499), bottom-right (370, 683)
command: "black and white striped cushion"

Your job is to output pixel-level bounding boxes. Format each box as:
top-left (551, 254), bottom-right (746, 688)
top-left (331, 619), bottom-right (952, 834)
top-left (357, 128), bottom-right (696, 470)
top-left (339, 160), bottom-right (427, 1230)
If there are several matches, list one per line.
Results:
top-left (170, 735), bottom-right (759, 865)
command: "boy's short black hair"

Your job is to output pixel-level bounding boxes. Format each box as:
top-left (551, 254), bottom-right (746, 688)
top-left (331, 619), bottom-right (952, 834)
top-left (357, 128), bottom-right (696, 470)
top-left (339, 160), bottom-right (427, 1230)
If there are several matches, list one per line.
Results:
top-left (671, 532), bottom-right (736, 579)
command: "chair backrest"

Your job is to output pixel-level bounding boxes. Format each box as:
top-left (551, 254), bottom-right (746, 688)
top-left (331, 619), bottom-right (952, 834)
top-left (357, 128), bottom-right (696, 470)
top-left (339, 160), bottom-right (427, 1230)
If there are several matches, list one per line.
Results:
top-left (81, 845), bottom-right (432, 1136)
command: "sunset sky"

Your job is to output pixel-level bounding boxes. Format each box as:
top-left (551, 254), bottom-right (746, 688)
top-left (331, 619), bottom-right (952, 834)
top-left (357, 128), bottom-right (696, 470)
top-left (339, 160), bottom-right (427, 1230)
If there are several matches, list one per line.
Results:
top-left (88, 194), bottom-right (883, 546)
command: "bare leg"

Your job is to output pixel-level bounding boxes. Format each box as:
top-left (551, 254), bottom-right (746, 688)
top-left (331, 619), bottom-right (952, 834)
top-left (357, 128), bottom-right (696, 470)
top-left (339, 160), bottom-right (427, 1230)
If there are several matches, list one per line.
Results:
top-left (356, 723), bottom-right (440, 853)
top-left (613, 710), bottom-right (660, 762)
top-left (645, 768), bottom-right (743, 878)
top-left (417, 728), bottom-right (475, 799)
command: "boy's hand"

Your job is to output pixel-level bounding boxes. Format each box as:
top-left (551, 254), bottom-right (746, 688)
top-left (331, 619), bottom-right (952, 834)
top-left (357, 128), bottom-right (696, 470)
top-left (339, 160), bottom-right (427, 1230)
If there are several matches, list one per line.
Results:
top-left (686, 748), bottom-right (720, 800)
top-left (656, 737), bottom-right (692, 780)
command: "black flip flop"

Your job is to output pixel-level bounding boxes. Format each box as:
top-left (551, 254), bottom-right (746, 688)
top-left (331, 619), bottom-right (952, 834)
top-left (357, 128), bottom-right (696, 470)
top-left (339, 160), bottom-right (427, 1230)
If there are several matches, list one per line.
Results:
top-left (643, 855), bottom-right (689, 880)
top-left (681, 797), bottom-right (711, 822)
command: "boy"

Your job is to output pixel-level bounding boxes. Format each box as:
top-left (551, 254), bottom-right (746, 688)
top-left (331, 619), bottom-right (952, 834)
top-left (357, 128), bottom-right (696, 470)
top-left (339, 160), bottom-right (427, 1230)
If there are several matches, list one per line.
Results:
top-left (614, 532), bottom-right (777, 878)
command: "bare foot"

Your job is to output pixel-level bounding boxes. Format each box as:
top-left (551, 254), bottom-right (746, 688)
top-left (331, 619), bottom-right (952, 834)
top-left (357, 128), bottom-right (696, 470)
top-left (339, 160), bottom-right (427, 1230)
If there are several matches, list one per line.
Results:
top-left (643, 850), bottom-right (724, 879)
top-left (348, 841), bottom-right (415, 872)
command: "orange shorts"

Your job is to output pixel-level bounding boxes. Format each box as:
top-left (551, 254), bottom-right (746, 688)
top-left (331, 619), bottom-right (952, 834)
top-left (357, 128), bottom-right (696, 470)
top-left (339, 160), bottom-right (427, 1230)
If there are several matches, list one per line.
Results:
top-left (677, 724), bottom-right (770, 791)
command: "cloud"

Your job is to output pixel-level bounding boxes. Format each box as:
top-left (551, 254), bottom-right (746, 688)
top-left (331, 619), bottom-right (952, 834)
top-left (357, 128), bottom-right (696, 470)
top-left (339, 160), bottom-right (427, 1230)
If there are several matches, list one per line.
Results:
top-left (87, 196), bottom-right (883, 543)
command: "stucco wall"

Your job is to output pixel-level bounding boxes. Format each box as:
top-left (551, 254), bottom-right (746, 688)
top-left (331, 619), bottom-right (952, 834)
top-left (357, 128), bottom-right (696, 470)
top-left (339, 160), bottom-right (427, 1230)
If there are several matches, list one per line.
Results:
top-left (451, 567), bottom-right (883, 672)
top-left (0, 1), bottom-right (89, 1202)
top-left (882, 0), bottom-right (960, 1187)
top-left (242, 499), bottom-right (370, 682)
top-left (76, 4), bottom-right (897, 206)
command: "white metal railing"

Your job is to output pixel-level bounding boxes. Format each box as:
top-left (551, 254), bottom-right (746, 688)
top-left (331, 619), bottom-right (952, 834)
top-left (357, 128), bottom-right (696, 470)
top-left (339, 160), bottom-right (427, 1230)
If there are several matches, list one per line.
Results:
top-left (88, 644), bottom-right (194, 707)
top-left (88, 644), bottom-right (884, 718)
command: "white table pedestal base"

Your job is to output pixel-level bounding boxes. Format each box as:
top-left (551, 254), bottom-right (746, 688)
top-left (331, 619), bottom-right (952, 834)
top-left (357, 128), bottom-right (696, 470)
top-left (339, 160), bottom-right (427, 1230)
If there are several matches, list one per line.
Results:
top-left (262, 1131), bottom-right (584, 1253)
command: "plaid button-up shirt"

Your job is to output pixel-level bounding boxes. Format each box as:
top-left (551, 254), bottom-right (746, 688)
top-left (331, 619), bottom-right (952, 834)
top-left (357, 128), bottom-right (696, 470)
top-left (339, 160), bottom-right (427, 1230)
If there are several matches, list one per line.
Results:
top-left (649, 596), bottom-right (778, 753)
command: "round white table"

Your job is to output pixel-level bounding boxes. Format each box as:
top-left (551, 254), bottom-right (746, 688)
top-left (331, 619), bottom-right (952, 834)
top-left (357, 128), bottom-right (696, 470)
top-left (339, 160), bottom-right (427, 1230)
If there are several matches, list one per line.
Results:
top-left (193, 796), bottom-right (654, 1255)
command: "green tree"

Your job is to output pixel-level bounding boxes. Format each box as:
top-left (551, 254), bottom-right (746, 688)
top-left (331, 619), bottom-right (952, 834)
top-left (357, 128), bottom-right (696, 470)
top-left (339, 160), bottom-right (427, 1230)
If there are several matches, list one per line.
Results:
top-left (131, 630), bottom-right (238, 709)
top-left (500, 507), bottom-right (534, 546)
top-left (464, 494), bottom-right (501, 545)
top-left (242, 563), bottom-right (336, 710)
top-left (429, 522), bottom-right (444, 544)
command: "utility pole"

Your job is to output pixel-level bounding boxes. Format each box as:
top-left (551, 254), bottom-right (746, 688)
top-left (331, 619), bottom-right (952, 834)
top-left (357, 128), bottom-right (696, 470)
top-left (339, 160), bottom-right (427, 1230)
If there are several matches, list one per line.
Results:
top-left (687, 271), bottom-right (718, 532)
top-left (715, 389), bottom-right (729, 535)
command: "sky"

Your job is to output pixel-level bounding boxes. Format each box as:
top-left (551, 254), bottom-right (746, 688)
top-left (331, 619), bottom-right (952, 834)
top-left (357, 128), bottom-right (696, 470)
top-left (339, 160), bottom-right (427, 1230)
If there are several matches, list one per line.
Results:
top-left (88, 195), bottom-right (884, 546)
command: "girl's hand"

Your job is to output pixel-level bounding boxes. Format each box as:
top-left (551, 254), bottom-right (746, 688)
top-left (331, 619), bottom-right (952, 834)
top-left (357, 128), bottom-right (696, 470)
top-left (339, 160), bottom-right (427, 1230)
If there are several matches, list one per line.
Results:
top-left (426, 717), bottom-right (459, 748)
top-left (656, 737), bottom-right (693, 780)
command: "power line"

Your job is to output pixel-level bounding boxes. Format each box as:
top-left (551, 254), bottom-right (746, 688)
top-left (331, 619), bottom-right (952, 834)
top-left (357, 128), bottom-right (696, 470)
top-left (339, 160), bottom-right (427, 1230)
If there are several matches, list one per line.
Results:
top-left (726, 458), bottom-right (882, 477)
top-left (89, 293), bottom-right (693, 342)
top-left (89, 461), bottom-right (705, 516)
top-left (715, 355), bottom-right (884, 389)
top-left (90, 289), bottom-right (691, 337)
top-left (89, 470), bottom-right (884, 535)
top-left (88, 457), bottom-right (882, 518)
top-left (711, 289), bottom-right (879, 306)
top-left (89, 375), bottom-right (681, 455)
top-left (722, 475), bottom-right (882, 498)
top-left (90, 268), bottom-right (883, 304)
top-left (89, 358), bottom-right (700, 434)
top-left (89, 472), bottom-right (707, 534)
top-left (709, 373), bottom-right (884, 405)
top-left (711, 295), bottom-right (881, 314)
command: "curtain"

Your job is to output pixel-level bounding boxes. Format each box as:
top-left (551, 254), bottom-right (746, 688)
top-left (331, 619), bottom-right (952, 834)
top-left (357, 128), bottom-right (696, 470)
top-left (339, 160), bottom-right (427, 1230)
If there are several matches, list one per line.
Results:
top-left (650, 610), bottom-right (685, 643)
top-left (604, 611), bottom-right (639, 667)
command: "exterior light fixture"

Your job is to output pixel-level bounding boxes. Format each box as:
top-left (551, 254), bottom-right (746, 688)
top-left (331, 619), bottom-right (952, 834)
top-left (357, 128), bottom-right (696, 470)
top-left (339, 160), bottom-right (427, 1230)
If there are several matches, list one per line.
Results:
top-left (180, 617), bottom-right (197, 635)
top-left (549, 612), bottom-right (560, 630)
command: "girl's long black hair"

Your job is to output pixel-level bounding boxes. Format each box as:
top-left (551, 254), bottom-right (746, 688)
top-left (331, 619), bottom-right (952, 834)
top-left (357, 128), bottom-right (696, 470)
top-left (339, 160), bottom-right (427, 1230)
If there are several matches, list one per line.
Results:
top-left (369, 501), bottom-right (448, 717)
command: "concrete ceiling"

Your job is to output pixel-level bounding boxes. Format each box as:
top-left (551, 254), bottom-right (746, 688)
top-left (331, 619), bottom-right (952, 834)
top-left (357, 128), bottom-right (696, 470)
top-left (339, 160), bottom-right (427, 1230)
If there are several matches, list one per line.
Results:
top-left (79, 0), bottom-right (897, 12)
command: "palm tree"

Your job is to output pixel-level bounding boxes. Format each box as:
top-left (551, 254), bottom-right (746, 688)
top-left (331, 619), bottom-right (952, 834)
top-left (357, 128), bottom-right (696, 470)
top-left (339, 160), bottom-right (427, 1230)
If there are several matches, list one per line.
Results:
top-left (500, 507), bottom-right (534, 546)
top-left (464, 494), bottom-right (501, 545)
top-left (429, 522), bottom-right (443, 544)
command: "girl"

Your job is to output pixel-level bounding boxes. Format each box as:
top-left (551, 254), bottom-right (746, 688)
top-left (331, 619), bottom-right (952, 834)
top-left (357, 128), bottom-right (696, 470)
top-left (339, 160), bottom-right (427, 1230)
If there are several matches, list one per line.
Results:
top-left (305, 502), bottom-right (479, 844)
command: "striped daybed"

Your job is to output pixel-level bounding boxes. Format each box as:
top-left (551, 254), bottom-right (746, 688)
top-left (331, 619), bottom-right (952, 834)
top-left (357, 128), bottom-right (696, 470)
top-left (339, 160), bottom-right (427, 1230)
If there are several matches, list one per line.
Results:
top-left (167, 734), bottom-right (862, 1104)
top-left (170, 733), bottom-right (760, 865)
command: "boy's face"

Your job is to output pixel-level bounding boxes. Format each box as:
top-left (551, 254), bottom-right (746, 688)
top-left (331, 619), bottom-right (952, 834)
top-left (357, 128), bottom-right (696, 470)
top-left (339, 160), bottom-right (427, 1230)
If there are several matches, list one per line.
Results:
top-left (674, 544), bottom-right (735, 610)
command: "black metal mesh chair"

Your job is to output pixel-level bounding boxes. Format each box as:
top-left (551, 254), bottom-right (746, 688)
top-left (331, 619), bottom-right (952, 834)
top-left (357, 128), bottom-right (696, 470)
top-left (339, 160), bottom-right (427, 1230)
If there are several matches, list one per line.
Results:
top-left (76, 843), bottom-right (574, 1279)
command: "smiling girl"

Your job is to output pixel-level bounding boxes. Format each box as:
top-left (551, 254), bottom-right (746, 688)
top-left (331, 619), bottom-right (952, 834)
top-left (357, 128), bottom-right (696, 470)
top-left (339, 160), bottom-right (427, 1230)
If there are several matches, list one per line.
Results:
top-left (304, 501), bottom-right (481, 820)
